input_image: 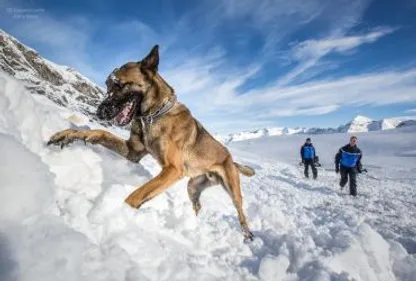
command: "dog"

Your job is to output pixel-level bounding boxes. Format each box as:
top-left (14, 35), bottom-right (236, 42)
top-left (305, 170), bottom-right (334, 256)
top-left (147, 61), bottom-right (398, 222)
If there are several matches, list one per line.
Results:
top-left (47, 45), bottom-right (255, 240)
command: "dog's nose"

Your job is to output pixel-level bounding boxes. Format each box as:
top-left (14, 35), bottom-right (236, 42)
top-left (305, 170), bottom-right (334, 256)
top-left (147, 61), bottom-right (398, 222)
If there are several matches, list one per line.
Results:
top-left (96, 107), bottom-right (104, 120)
top-left (96, 102), bottom-right (108, 120)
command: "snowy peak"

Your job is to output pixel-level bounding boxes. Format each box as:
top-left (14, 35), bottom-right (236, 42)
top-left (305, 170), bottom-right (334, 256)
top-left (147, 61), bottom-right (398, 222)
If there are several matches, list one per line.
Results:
top-left (339, 115), bottom-right (374, 133)
top-left (339, 115), bottom-right (416, 133)
top-left (0, 29), bottom-right (104, 116)
top-left (353, 115), bottom-right (373, 123)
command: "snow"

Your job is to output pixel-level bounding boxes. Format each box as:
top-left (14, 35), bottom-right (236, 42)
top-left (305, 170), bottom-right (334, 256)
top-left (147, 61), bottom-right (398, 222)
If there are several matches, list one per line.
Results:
top-left (1, 72), bottom-right (416, 281)
top-left (0, 133), bottom-right (54, 223)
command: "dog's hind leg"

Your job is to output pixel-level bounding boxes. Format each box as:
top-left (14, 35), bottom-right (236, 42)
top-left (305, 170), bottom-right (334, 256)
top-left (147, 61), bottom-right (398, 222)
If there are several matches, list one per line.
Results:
top-left (215, 157), bottom-right (253, 241)
top-left (187, 173), bottom-right (219, 216)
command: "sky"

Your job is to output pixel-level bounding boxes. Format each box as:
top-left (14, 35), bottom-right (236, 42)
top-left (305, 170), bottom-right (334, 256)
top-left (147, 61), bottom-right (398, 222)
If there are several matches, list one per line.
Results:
top-left (1, 0), bottom-right (416, 133)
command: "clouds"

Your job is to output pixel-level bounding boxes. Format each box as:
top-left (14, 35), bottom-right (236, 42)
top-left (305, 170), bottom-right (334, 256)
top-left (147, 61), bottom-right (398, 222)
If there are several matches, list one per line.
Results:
top-left (186, 68), bottom-right (416, 132)
top-left (270, 69), bottom-right (416, 108)
top-left (277, 27), bottom-right (396, 86)
top-left (292, 28), bottom-right (396, 61)
top-left (212, 0), bottom-right (372, 57)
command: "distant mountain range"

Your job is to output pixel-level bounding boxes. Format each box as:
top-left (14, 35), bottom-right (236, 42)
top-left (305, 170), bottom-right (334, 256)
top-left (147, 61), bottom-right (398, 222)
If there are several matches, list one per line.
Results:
top-left (215, 115), bottom-right (416, 143)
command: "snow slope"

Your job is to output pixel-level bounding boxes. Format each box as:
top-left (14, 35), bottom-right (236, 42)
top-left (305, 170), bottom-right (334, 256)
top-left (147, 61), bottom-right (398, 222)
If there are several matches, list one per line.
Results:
top-left (1, 72), bottom-right (416, 281)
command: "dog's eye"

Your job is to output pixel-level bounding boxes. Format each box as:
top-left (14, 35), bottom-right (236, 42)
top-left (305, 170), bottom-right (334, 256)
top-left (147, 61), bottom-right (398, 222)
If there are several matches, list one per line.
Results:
top-left (113, 79), bottom-right (125, 88)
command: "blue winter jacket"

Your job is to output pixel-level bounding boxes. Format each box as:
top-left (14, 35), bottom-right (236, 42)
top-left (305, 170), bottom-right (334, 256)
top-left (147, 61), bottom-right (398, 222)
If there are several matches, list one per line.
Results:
top-left (335, 144), bottom-right (362, 169)
top-left (301, 143), bottom-right (316, 160)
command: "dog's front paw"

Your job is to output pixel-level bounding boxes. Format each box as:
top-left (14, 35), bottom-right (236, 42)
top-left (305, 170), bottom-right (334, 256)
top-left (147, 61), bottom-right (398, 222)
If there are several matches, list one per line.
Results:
top-left (124, 196), bottom-right (140, 209)
top-left (244, 230), bottom-right (254, 242)
top-left (47, 129), bottom-right (79, 149)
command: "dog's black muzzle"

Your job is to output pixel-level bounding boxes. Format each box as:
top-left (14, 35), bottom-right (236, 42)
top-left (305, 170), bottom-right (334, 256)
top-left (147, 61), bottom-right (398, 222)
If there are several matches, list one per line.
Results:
top-left (96, 92), bottom-right (143, 120)
top-left (96, 97), bottom-right (117, 120)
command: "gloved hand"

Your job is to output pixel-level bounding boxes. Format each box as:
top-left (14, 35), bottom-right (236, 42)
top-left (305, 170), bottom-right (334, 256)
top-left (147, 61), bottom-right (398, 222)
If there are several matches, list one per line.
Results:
top-left (302, 159), bottom-right (305, 164)
top-left (335, 166), bottom-right (339, 174)
top-left (357, 169), bottom-right (362, 173)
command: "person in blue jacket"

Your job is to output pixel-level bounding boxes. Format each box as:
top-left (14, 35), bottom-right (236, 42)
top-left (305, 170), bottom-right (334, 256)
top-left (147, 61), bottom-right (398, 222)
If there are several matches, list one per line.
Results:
top-left (335, 135), bottom-right (363, 196)
top-left (300, 137), bottom-right (318, 179)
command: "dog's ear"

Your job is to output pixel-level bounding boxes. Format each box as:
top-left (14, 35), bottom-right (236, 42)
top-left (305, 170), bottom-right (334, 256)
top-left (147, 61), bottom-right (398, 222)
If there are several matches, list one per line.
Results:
top-left (141, 45), bottom-right (159, 71)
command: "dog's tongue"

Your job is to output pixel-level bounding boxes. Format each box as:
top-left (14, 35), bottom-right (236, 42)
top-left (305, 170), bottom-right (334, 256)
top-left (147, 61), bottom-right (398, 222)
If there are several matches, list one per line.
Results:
top-left (114, 103), bottom-right (133, 125)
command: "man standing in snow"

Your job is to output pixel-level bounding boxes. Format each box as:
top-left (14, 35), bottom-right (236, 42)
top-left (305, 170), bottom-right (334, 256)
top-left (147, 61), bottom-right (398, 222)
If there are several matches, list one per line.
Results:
top-left (335, 136), bottom-right (363, 196)
top-left (300, 138), bottom-right (318, 179)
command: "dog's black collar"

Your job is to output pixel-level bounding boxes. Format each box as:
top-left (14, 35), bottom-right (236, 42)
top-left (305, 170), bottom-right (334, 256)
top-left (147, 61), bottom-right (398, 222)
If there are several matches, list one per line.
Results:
top-left (136, 95), bottom-right (177, 125)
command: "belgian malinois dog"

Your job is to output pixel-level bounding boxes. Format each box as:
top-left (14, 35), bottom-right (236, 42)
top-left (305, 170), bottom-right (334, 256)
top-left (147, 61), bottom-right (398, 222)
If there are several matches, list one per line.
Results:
top-left (47, 45), bottom-right (255, 240)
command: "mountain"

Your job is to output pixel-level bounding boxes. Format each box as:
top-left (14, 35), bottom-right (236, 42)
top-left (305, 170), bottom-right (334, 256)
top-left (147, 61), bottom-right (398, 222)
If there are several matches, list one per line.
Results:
top-left (215, 126), bottom-right (307, 144)
top-left (336, 115), bottom-right (415, 133)
top-left (0, 29), bottom-right (104, 116)
top-left (217, 115), bottom-right (416, 143)
top-left (338, 115), bottom-right (374, 133)
top-left (397, 119), bottom-right (416, 128)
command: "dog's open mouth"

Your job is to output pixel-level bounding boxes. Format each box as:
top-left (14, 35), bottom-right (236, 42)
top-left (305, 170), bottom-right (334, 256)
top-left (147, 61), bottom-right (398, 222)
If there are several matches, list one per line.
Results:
top-left (113, 100), bottom-right (136, 126)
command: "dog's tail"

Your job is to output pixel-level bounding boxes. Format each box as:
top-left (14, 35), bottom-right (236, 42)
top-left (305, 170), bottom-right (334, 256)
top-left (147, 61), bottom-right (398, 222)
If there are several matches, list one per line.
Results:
top-left (234, 162), bottom-right (255, 177)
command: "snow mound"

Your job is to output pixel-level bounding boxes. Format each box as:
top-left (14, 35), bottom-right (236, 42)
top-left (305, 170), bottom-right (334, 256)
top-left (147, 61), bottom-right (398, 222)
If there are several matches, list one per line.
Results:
top-left (0, 133), bottom-right (54, 224)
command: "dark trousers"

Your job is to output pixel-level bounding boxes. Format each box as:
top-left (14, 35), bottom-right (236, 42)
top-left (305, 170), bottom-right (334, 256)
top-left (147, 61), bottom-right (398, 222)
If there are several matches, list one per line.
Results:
top-left (304, 159), bottom-right (317, 179)
top-left (340, 166), bottom-right (357, 196)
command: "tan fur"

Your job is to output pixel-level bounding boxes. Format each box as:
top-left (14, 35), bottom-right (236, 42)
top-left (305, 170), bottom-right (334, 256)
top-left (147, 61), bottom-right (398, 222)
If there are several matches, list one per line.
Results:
top-left (48, 46), bottom-right (255, 240)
